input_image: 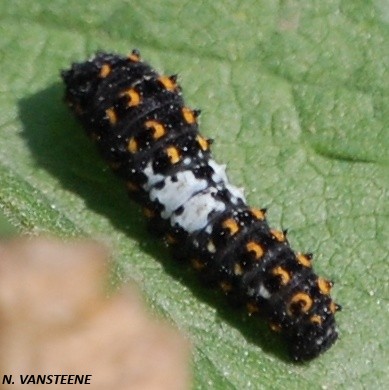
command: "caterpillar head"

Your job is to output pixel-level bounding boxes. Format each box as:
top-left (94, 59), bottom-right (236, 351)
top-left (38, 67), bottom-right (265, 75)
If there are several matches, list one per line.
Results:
top-left (289, 315), bottom-right (339, 361)
top-left (286, 291), bottom-right (341, 361)
top-left (61, 53), bottom-right (118, 112)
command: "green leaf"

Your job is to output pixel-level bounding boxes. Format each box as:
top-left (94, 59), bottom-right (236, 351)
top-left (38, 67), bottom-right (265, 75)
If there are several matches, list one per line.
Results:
top-left (1, 1), bottom-right (388, 388)
top-left (0, 208), bottom-right (16, 236)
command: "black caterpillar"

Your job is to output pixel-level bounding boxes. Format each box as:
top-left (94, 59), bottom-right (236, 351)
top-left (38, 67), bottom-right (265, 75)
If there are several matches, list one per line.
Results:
top-left (62, 50), bottom-right (340, 361)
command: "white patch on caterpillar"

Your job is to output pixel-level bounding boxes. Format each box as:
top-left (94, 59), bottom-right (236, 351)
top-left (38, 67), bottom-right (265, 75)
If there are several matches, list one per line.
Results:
top-left (226, 183), bottom-right (246, 203)
top-left (142, 159), bottom-right (243, 230)
top-left (171, 188), bottom-right (226, 233)
top-left (142, 162), bottom-right (164, 190)
top-left (208, 159), bottom-right (246, 203)
top-left (208, 159), bottom-right (228, 183)
top-left (150, 171), bottom-right (207, 219)
top-left (258, 284), bottom-right (271, 299)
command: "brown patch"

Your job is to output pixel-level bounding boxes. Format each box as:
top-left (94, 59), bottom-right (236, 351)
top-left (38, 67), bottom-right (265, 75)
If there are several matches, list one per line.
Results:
top-left (219, 281), bottom-right (232, 293)
top-left (191, 259), bottom-right (205, 271)
top-left (142, 208), bottom-right (155, 219)
top-left (246, 302), bottom-right (260, 315)
top-left (269, 323), bottom-right (282, 333)
top-left (109, 161), bottom-right (121, 170)
top-left (126, 181), bottom-right (139, 192)
top-left (89, 132), bottom-right (101, 142)
top-left (0, 238), bottom-right (191, 388)
top-left (165, 234), bottom-right (177, 245)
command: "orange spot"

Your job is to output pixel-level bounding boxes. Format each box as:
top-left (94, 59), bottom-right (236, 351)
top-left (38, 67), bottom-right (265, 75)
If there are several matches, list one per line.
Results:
top-left (182, 107), bottom-right (196, 124)
top-left (126, 182), bottom-right (138, 192)
top-left (166, 146), bottom-right (181, 164)
top-left (296, 252), bottom-right (312, 268)
top-left (165, 234), bottom-right (177, 245)
top-left (128, 50), bottom-right (141, 62)
top-left (105, 108), bottom-right (117, 125)
top-left (250, 208), bottom-right (266, 220)
top-left (90, 132), bottom-right (100, 142)
top-left (128, 137), bottom-right (138, 154)
top-left (109, 162), bottom-right (121, 170)
top-left (143, 208), bottom-right (155, 219)
top-left (220, 281), bottom-right (232, 293)
top-left (271, 266), bottom-right (291, 285)
top-left (191, 259), bottom-right (205, 271)
top-left (246, 241), bottom-right (264, 260)
top-left (329, 301), bottom-right (341, 314)
top-left (120, 88), bottom-right (141, 107)
top-left (288, 292), bottom-right (313, 315)
top-left (246, 302), bottom-right (259, 315)
top-left (222, 218), bottom-right (239, 235)
top-left (310, 315), bottom-right (322, 325)
top-left (74, 103), bottom-right (84, 115)
top-left (196, 135), bottom-right (209, 151)
top-left (317, 277), bottom-right (333, 295)
top-left (99, 64), bottom-right (111, 78)
top-left (269, 323), bottom-right (282, 333)
top-left (145, 120), bottom-right (166, 140)
top-left (271, 229), bottom-right (286, 242)
top-left (158, 75), bottom-right (177, 91)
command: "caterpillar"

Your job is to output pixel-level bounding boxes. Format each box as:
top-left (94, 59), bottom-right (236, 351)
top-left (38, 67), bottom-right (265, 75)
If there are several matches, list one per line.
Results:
top-left (61, 50), bottom-right (340, 361)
